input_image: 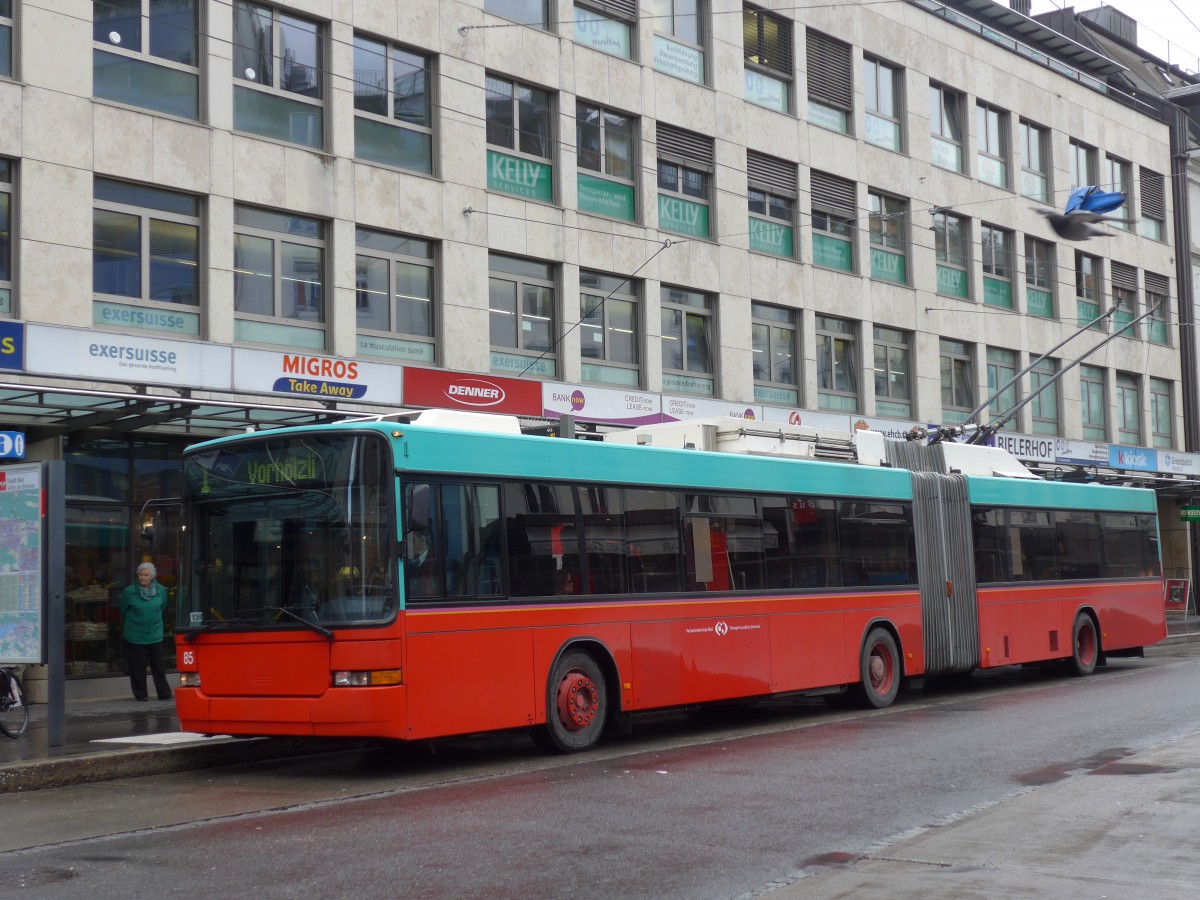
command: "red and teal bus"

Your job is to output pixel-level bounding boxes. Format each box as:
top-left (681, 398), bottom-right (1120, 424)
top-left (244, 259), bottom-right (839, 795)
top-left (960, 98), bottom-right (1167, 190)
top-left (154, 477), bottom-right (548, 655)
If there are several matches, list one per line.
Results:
top-left (174, 411), bottom-right (1165, 752)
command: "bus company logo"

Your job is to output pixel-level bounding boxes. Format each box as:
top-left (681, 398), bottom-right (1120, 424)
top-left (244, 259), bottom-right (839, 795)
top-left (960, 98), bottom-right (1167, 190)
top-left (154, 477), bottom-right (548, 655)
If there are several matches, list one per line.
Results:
top-left (788, 411), bottom-right (801, 426)
top-left (742, 409), bottom-right (756, 421)
top-left (445, 378), bottom-right (506, 407)
top-left (571, 390), bottom-right (586, 412)
top-left (714, 621), bottom-right (729, 636)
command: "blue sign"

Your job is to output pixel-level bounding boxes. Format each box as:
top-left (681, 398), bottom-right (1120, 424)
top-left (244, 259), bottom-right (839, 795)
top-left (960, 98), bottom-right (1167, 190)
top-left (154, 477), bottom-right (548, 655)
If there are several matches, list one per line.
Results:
top-left (1109, 445), bottom-right (1157, 472)
top-left (0, 321), bottom-right (23, 370)
top-left (0, 432), bottom-right (26, 459)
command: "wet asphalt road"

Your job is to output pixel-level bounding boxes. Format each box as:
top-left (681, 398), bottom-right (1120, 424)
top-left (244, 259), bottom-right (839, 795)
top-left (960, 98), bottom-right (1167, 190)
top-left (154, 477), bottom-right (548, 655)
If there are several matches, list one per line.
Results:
top-left (4, 644), bottom-right (1200, 898)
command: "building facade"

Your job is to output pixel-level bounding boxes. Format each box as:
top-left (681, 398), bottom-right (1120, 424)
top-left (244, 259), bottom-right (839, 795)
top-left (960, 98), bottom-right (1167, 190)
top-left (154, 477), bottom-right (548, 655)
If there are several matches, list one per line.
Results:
top-left (0, 0), bottom-right (1196, 691)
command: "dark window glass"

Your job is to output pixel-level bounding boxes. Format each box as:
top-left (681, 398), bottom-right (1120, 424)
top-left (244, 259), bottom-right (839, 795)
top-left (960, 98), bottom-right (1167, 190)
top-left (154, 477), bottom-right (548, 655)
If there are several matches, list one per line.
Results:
top-left (504, 482), bottom-right (579, 598)
top-left (1055, 510), bottom-right (1102, 580)
top-left (625, 488), bottom-right (682, 593)
top-left (838, 501), bottom-right (917, 587)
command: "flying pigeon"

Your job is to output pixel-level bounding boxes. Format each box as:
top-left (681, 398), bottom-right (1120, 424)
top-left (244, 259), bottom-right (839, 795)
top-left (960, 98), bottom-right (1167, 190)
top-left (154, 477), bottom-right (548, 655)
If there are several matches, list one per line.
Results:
top-left (1034, 186), bottom-right (1136, 241)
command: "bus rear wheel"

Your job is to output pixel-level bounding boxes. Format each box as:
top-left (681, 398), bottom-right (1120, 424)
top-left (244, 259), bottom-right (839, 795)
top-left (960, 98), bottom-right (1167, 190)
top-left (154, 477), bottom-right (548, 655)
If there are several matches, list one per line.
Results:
top-left (853, 628), bottom-right (900, 709)
top-left (1068, 613), bottom-right (1099, 677)
top-left (536, 650), bottom-right (608, 754)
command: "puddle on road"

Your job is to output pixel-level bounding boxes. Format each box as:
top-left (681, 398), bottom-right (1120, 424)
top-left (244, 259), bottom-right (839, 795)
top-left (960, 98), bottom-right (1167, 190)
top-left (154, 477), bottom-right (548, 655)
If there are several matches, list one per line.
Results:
top-left (1016, 747), bottom-right (1134, 785)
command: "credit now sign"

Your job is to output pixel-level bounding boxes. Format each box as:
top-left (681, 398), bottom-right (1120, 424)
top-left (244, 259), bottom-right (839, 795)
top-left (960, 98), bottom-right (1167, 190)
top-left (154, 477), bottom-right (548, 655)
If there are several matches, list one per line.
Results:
top-left (403, 369), bottom-right (542, 416)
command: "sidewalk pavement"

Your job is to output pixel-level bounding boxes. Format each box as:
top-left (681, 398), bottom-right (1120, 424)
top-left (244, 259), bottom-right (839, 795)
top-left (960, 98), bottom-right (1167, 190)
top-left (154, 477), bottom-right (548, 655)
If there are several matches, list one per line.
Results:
top-left (3, 617), bottom-right (1199, 795)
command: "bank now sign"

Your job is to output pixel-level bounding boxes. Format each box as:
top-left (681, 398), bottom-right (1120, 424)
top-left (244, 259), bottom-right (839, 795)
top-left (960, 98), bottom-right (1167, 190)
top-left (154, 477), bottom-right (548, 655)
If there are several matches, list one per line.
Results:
top-left (403, 368), bottom-right (542, 416)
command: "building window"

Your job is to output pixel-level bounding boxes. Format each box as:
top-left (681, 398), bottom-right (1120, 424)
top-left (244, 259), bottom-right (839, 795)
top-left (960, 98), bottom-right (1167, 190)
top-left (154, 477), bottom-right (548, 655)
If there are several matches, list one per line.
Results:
top-left (868, 191), bottom-right (907, 284)
top-left (986, 347), bottom-right (1018, 419)
top-left (981, 225), bottom-right (1013, 309)
top-left (751, 302), bottom-right (797, 404)
top-left (581, 271), bottom-right (640, 386)
top-left (1075, 250), bottom-right (1103, 329)
top-left (233, 205), bottom-right (326, 350)
top-left (1150, 378), bottom-right (1173, 449)
top-left (1145, 272), bottom-right (1170, 345)
top-left (657, 124), bottom-right (713, 239)
top-left (574, 1), bottom-right (636, 60)
top-left (486, 74), bottom-right (554, 202)
top-left (1110, 262), bottom-right (1138, 338)
top-left (1116, 373), bottom-right (1140, 445)
top-left (661, 285), bottom-right (715, 396)
top-left (355, 229), bottom-right (436, 364)
top-left (1025, 236), bottom-right (1054, 318)
top-left (940, 339), bottom-right (973, 424)
top-left (933, 210), bottom-right (969, 299)
top-left (811, 171), bottom-right (855, 273)
top-left (489, 254), bottom-right (556, 378)
top-left (747, 151), bottom-right (796, 259)
top-left (1068, 139), bottom-right (1096, 188)
top-left (1139, 167), bottom-right (1166, 241)
top-left (93, 0), bottom-right (200, 119)
top-left (816, 315), bottom-right (857, 412)
top-left (864, 57), bottom-right (902, 151)
top-left (0, 158), bottom-right (10, 315)
top-left (806, 30), bottom-right (852, 134)
top-left (233, 2), bottom-right (324, 149)
top-left (0, 0), bottom-right (11, 79)
top-left (1080, 364), bottom-right (1106, 441)
top-left (975, 103), bottom-right (1008, 188)
top-left (1019, 119), bottom-right (1049, 202)
top-left (93, 178), bottom-right (201, 336)
top-left (743, 5), bottom-right (792, 113)
top-left (486, 0), bottom-right (549, 31)
top-left (929, 84), bottom-right (964, 172)
top-left (352, 37), bottom-right (432, 174)
top-left (1103, 155), bottom-right (1131, 231)
top-left (651, 0), bottom-right (707, 85)
top-left (873, 326), bottom-right (911, 418)
top-left (577, 101), bottom-right (637, 221)
top-left (1030, 357), bottom-right (1059, 436)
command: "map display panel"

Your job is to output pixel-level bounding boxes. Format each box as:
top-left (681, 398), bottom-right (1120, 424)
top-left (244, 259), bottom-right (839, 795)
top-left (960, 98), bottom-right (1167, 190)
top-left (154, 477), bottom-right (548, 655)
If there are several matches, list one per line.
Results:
top-left (0, 464), bottom-right (42, 663)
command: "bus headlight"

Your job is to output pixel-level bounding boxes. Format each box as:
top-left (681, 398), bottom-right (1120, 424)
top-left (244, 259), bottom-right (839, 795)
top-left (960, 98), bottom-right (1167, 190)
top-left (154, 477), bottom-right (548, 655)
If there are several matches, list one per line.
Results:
top-left (333, 669), bottom-right (402, 687)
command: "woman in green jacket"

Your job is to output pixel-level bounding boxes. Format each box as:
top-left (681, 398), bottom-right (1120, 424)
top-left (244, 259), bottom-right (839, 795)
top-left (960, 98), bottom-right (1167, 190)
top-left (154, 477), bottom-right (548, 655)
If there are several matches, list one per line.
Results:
top-left (119, 562), bottom-right (173, 702)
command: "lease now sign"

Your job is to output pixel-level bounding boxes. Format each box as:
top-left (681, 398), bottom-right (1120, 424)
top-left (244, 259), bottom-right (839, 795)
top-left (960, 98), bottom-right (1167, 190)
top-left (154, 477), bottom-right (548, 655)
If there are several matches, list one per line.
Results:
top-left (403, 368), bottom-right (542, 416)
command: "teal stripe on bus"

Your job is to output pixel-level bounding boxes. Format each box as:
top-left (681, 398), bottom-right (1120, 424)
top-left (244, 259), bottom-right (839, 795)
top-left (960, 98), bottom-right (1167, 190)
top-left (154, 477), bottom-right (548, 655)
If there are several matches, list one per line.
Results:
top-left (967, 475), bottom-right (1157, 513)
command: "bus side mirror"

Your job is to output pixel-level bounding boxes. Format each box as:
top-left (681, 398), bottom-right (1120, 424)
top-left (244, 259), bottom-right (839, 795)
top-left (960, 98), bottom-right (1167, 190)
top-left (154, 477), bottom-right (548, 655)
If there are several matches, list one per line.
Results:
top-left (408, 484), bottom-right (430, 533)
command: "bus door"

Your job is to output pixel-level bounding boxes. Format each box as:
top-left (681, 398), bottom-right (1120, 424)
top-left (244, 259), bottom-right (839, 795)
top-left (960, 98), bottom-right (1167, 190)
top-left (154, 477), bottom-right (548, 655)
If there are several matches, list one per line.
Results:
top-left (910, 472), bottom-right (979, 674)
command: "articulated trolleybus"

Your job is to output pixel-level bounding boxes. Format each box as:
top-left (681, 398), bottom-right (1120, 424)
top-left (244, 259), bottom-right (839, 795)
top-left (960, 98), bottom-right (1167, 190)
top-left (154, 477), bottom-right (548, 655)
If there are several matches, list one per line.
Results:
top-left (175, 411), bottom-right (1165, 752)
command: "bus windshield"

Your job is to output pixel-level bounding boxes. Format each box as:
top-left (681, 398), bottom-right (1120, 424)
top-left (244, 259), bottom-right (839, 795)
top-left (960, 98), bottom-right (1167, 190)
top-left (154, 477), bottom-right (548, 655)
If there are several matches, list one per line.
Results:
top-left (179, 432), bottom-right (396, 630)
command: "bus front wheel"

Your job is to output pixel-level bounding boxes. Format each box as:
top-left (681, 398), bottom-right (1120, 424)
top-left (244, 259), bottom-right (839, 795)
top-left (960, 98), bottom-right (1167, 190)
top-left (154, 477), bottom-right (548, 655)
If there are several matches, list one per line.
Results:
top-left (853, 628), bottom-right (901, 709)
top-left (536, 650), bottom-right (608, 754)
top-left (1068, 613), bottom-right (1099, 677)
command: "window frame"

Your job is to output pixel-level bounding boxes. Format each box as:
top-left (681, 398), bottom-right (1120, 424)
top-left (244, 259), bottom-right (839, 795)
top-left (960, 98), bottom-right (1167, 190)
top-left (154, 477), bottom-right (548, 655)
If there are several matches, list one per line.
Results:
top-left (872, 325), bottom-right (912, 419)
top-left (1110, 262), bottom-right (1138, 338)
top-left (484, 0), bottom-right (551, 32)
top-left (929, 83), bottom-right (964, 173)
top-left (810, 171), bottom-right (855, 273)
top-left (806, 29), bottom-right (852, 134)
top-left (233, 205), bottom-right (328, 349)
top-left (1145, 272), bottom-right (1170, 346)
top-left (0, 0), bottom-right (12, 80)
top-left (580, 270), bottom-right (641, 387)
top-left (751, 302), bottom-right (798, 404)
top-left (868, 190), bottom-right (908, 285)
top-left (986, 347), bottom-right (1018, 419)
top-left (1075, 250), bottom-right (1104, 330)
top-left (1019, 119), bottom-right (1049, 202)
top-left (981, 224), bottom-right (1013, 309)
top-left (1139, 167), bottom-right (1166, 242)
top-left (863, 56), bottom-right (902, 152)
top-left (816, 314), bottom-right (858, 412)
top-left (93, 0), bottom-right (201, 120)
top-left (1068, 138), bottom-right (1097, 189)
top-left (489, 253), bottom-right (558, 378)
top-left (975, 102), bottom-right (1008, 188)
top-left (576, 100), bottom-right (638, 222)
top-left (657, 125), bottom-right (714, 240)
top-left (573, 1), bottom-right (636, 60)
top-left (1029, 357), bottom-right (1059, 436)
top-left (354, 228), bottom-right (437, 365)
top-left (232, 2), bottom-right (325, 149)
top-left (351, 35), bottom-right (434, 175)
top-left (1080, 364), bottom-right (1107, 441)
top-left (743, 5), bottom-right (793, 114)
top-left (933, 210), bottom-right (969, 299)
top-left (660, 285), bottom-right (716, 396)
top-left (746, 151), bottom-right (797, 259)
top-left (1115, 372), bottom-right (1141, 446)
top-left (1024, 235), bottom-right (1055, 318)
top-left (939, 338), bottom-right (974, 424)
top-left (651, 0), bottom-right (708, 85)
top-left (1150, 377), bottom-right (1173, 449)
top-left (1103, 155), bottom-right (1131, 231)
top-left (485, 73), bottom-right (556, 203)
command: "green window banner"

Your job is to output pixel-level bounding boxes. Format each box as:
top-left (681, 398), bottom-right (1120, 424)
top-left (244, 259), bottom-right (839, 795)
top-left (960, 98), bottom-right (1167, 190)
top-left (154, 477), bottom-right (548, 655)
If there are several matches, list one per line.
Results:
top-left (748, 217), bottom-right (793, 257)
top-left (754, 384), bottom-right (798, 405)
top-left (658, 194), bottom-right (709, 238)
top-left (812, 233), bottom-right (853, 271)
top-left (983, 277), bottom-right (1012, 308)
top-left (94, 300), bottom-right (200, 336)
top-left (936, 265), bottom-right (968, 298)
top-left (1026, 287), bottom-right (1053, 318)
top-left (662, 373), bottom-right (714, 396)
top-left (1149, 320), bottom-right (1168, 345)
top-left (487, 150), bottom-right (553, 202)
top-left (808, 101), bottom-right (848, 133)
top-left (744, 69), bottom-right (787, 112)
top-left (653, 35), bottom-right (704, 84)
top-left (492, 350), bottom-right (555, 378)
top-left (573, 9), bottom-right (631, 58)
top-left (578, 173), bottom-right (635, 221)
top-left (871, 248), bottom-right (907, 284)
top-left (357, 334), bottom-right (435, 363)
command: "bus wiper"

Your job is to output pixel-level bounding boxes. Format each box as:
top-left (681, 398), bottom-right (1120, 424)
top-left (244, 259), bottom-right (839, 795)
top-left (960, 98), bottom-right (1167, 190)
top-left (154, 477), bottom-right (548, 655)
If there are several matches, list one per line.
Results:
top-left (264, 605), bottom-right (335, 641)
top-left (182, 619), bottom-right (237, 643)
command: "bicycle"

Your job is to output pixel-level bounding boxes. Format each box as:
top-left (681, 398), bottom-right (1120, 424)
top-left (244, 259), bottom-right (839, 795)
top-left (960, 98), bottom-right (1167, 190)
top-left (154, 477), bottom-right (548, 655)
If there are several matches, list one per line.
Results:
top-left (0, 665), bottom-right (28, 739)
